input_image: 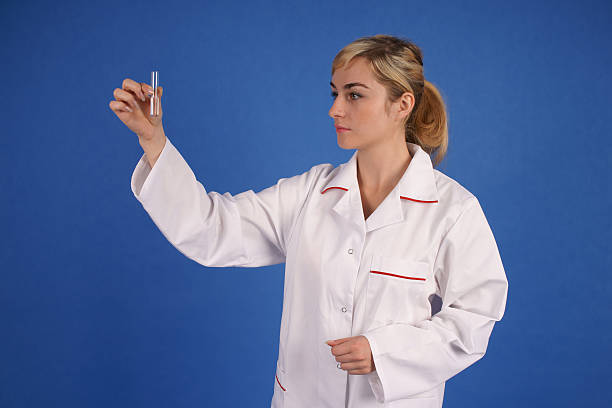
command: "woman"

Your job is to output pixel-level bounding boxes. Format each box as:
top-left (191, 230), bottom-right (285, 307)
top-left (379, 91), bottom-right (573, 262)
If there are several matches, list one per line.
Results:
top-left (110, 34), bottom-right (508, 408)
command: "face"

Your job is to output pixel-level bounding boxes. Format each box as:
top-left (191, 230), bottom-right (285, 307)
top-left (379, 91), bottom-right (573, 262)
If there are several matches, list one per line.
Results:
top-left (329, 57), bottom-right (413, 150)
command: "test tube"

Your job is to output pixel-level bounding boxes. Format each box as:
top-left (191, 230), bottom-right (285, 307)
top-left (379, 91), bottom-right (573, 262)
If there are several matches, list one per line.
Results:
top-left (150, 71), bottom-right (159, 116)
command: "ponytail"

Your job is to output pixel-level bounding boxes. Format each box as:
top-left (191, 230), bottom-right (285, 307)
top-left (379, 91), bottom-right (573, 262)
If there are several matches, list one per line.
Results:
top-left (405, 79), bottom-right (448, 167)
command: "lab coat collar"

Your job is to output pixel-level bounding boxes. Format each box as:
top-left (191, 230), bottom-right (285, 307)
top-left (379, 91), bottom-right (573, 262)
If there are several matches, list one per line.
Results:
top-left (320, 142), bottom-right (439, 232)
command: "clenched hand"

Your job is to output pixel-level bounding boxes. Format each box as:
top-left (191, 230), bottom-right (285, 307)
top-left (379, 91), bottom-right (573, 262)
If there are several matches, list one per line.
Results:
top-left (326, 335), bottom-right (376, 375)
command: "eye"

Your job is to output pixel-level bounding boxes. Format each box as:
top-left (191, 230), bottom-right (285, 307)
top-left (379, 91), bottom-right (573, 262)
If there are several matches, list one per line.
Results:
top-left (330, 91), bottom-right (362, 100)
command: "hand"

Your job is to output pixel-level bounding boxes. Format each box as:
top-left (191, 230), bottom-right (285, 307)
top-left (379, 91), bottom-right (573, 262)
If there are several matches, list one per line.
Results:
top-left (326, 335), bottom-right (376, 375)
top-left (109, 78), bottom-right (164, 143)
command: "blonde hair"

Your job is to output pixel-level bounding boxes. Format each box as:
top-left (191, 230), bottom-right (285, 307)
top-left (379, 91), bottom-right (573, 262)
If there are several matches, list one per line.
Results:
top-left (331, 34), bottom-right (449, 167)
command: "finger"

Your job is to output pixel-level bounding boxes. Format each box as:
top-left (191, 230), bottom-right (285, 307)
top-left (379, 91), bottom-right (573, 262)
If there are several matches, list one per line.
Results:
top-left (335, 354), bottom-right (358, 363)
top-left (122, 78), bottom-right (147, 102)
top-left (109, 100), bottom-right (133, 113)
top-left (113, 88), bottom-right (140, 109)
top-left (331, 343), bottom-right (353, 357)
top-left (141, 82), bottom-right (153, 98)
top-left (141, 83), bottom-right (163, 99)
top-left (330, 337), bottom-right (352, 344)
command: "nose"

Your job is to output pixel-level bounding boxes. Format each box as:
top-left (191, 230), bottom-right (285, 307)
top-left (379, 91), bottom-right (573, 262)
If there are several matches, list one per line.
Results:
top-left (328, 96), bottom-right (344, 119)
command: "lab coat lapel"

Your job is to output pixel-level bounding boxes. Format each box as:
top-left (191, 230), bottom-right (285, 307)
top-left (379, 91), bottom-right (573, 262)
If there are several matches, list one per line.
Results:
top-left (320, 151), bottom-right (364, 230)
top-left (364, 143), bottom-right (439, 232)
top-left (398, 142), bottom-right (440, 204)
top-left (320, 143), bottom-right (439, 232)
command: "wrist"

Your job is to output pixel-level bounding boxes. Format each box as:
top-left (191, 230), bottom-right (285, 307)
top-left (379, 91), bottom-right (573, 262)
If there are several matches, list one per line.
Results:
top-left (138, 126), bottom-right (165, 146)
top-left (139, 130), bottom-right (166, 168)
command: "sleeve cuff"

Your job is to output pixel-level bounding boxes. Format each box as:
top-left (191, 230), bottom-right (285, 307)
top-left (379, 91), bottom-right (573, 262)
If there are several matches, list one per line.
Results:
top-left (363, 331), bottom-right (385, 403)
top-left (361, 322), bottom-right (441, 403)
top-left (130, 137), bottom-right (171, 201)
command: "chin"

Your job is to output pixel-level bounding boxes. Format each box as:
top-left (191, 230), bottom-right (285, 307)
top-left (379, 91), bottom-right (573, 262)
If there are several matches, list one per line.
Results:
top-left (337, 134), bottom-right (359, 150)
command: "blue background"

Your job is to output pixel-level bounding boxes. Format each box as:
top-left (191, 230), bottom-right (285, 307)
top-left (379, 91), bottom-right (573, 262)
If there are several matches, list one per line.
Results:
top-left (2, 0), bottom-right (611, 406)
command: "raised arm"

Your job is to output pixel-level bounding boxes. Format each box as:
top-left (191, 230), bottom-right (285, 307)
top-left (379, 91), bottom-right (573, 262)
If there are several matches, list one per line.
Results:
top-left (131, 136), bottom-right (321, 268)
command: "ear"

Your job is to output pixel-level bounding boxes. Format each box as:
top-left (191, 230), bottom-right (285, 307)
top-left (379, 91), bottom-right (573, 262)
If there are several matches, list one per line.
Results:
top-left (397, 91), bottom-right (414, 121)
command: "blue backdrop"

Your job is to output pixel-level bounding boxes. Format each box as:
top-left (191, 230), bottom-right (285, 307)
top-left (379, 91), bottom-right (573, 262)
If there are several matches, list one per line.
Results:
top-left (2, 0), bottom-right (610, 406)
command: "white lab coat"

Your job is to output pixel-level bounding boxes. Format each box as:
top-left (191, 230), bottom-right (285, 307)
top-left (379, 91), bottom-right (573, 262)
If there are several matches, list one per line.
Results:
top-left (131, 136), bottom-right (508, 408)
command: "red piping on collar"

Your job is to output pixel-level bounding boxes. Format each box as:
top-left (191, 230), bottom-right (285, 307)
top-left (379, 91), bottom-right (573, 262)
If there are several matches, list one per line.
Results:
top-left (321, 188), bottom-right (437, 203)
top-left (321, 186), bottom-right (348, 194)
top-left (400, 196), bottom-right (438, 203)
top-left (276, 374), bottom-right (286, 391)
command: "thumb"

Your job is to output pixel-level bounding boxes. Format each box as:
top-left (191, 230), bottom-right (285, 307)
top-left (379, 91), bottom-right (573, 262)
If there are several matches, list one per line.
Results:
top-left (158, 86), bottom-right (163, 97)
top-left (326, 338), bottom-right (348, 346)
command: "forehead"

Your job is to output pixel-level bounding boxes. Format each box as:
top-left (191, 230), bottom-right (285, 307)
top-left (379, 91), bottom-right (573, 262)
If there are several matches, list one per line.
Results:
top-left (331, 57), bottom-right (377, 87)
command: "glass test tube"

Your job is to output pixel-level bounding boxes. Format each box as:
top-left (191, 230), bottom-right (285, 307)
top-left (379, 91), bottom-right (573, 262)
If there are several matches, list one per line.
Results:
top-left (150, 71), bottom-right (159, 116)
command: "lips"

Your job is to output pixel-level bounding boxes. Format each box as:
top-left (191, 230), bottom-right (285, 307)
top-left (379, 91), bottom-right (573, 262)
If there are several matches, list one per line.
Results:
top-left (335, 125), bottom-right (350, 131)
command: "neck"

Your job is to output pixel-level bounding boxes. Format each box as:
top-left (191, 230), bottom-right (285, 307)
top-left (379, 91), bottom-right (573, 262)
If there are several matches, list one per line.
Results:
top-left (356, 139), bottom-right (412, 193)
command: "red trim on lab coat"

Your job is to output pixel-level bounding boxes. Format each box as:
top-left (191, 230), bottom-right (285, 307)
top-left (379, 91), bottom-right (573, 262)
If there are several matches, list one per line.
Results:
top-left (321, 186), bottom-right (349, 194)
top-left (321, 188), bottom-right (437, 204)
top-left (370, 270), bottom-right (426, 281)
top-left (276, 374), bottom-right (286, 391)
top-left (400, 196), bottom-right (438, 203)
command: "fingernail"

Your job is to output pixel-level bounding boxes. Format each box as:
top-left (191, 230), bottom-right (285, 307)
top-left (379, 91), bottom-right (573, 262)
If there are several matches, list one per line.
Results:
top-left (125, 106), bottom-right (133, 112)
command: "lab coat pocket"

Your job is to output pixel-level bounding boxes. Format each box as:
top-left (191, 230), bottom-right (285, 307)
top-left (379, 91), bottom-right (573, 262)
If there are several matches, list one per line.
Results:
top-left (365, 254), bottom-right (430, 327)
top-left (271, 359), bottom-right (286, 408)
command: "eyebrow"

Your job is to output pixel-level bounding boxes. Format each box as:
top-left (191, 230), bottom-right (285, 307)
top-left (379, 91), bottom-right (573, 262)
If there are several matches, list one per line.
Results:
top-left (330, 81), bottom-right (370, 90)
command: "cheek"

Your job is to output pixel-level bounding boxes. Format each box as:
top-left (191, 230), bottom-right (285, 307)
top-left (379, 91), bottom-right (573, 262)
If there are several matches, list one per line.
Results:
top-left (354, 104), bottom-right (376, 125)
top-left (359, 106), bottom-right (386, 130)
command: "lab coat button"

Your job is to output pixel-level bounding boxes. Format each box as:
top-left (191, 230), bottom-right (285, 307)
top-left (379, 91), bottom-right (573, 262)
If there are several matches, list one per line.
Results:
top-left (348, 248), bottom-right (353, 254)
top-left (341, 307), bottom-right (347, 312)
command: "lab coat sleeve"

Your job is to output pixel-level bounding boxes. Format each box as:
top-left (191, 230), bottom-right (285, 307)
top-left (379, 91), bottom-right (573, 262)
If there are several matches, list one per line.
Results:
top-left (130, 136), bottom-right (318, 268)
top-left (361, 196), bottom-right (509, 402)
